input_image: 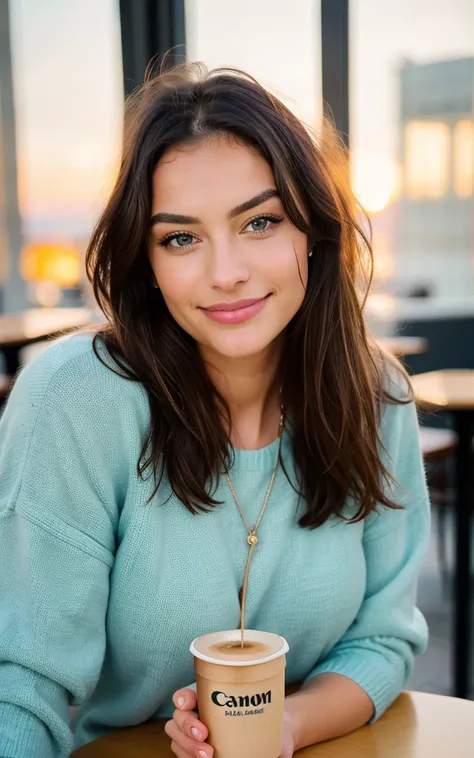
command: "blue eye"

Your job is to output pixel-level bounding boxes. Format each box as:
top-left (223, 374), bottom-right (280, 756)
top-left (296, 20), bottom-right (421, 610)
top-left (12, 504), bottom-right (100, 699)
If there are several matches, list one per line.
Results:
top-left (160, 232), bottom-right (196, 250)
top-left (244, 214), bottom-right (284, 234)
top-left (250, 217), bottom-right (270, 232)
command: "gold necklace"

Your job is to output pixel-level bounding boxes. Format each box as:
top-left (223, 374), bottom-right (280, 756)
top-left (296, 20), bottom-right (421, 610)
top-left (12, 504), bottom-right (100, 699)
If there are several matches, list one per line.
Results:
top-left (225, 407), bottom-right (284, 646)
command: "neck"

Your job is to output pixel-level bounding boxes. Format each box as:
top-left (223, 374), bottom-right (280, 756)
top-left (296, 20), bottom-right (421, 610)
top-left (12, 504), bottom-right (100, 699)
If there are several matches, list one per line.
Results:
top-left (200, 339), bottom-right (283, 450)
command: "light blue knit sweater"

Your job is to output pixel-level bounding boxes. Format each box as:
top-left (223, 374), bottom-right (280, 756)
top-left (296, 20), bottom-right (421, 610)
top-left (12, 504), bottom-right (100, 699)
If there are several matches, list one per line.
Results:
top-left (0, 334), bottom-right (429, 757)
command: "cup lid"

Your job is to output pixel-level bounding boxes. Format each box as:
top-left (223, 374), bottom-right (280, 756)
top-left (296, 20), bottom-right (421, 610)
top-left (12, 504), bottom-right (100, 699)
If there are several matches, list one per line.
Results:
top-left (190, 629), bottom-right (289, 667)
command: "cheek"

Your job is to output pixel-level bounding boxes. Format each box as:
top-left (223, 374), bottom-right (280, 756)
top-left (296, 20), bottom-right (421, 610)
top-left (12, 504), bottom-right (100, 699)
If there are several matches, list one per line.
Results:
top-left (157, 271), bottom-right (200, 338)
top-left (269, 237), bottom-right (309, 291)
top-left (150, 255), bottom-right (196, 307)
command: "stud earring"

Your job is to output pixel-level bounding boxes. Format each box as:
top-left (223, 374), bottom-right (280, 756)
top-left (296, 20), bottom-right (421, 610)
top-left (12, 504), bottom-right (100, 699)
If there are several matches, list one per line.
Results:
top-left (309, 248), bottom-right (314, 258)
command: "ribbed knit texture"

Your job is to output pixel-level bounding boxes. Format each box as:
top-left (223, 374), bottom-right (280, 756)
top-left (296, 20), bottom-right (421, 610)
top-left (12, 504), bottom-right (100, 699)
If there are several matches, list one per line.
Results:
top-left (0, 334), bottom-right (430, 757)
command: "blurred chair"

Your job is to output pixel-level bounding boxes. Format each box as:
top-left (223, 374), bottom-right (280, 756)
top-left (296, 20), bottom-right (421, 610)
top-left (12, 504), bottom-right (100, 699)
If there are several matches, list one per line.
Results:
top-left (420, 426), bottom-right (458, 593)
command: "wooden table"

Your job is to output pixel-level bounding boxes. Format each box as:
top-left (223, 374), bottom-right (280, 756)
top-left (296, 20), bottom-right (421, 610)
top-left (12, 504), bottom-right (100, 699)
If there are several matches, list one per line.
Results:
top-left (412, 370), bottom-right (474, 699)
top-left (0, 307), bottom-right (93, 374)
top-left (378, 335), bottom-right (428, 357)
top-left (72, 692), bottom-right (474, 757)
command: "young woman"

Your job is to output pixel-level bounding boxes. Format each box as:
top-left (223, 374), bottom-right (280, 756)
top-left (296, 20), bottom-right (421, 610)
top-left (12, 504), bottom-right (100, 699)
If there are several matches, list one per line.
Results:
top-left (0, 64), bottom-right (429, 758)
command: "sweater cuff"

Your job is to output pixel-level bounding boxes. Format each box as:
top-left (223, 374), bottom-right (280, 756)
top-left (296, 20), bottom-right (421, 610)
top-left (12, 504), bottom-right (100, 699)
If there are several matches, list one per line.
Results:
top-left (303, 647), bottom-right (406, 722)
top-left (0, 703), bottom-right (57, 758)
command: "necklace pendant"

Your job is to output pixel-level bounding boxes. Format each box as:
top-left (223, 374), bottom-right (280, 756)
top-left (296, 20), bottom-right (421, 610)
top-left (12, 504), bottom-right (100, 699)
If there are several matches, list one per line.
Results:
top-left (247, 532), bottom-right (258, 546)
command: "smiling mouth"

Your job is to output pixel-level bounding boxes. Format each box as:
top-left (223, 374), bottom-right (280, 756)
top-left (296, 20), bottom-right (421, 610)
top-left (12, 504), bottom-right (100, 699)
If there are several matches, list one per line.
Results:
top-left (200, 294), bottom-right (271, 324)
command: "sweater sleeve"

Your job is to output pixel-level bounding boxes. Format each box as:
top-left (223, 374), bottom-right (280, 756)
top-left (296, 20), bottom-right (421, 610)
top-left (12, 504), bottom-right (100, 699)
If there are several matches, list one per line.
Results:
top-left (0, 350), bottom-right (119, 757)
top-left (303, 395), bottom-right (430, 720)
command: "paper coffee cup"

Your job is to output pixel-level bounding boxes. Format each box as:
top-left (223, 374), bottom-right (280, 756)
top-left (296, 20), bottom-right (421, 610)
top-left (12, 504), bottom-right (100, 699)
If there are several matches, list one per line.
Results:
top-left (190, 629), bottom-right (289, 758)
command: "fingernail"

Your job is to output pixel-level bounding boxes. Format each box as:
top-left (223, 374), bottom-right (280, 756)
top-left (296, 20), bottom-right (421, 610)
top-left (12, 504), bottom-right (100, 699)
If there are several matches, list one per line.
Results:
top-left (177, 696), bottom-right (185, 708)
top-left (191, 727), bottom-right (201, 739)
top-left (198, 751), bottom-right (208, 758)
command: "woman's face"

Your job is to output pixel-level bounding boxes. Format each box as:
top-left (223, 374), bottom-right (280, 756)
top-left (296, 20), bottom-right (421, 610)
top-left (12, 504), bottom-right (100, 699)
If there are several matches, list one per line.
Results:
top-left (148, 134), bottom-right (309, 361)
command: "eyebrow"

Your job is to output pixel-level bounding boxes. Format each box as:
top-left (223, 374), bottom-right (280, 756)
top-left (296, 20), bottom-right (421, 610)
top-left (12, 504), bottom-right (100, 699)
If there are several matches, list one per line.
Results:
top-left (150, 188), bottom-right (280, 227)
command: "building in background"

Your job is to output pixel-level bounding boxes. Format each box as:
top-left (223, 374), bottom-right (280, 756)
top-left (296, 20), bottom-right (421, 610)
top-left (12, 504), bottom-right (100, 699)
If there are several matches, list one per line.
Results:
top-left (395, 57), bottom-right (474, 298)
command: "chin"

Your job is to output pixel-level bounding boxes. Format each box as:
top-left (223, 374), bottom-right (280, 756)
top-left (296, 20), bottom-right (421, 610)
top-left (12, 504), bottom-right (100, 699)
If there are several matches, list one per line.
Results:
top-left (204, 331), bottom-right (279, 360)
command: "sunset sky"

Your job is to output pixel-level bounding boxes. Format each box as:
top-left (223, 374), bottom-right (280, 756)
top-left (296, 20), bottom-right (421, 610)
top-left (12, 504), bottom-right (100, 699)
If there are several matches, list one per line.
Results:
top-left (8, 0), bottom-right (474, 231)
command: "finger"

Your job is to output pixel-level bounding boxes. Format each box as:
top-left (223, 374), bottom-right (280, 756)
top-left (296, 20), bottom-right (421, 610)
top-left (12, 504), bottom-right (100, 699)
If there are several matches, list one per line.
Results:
top-left (166, 721), bottom-right (214, 757)
top-left (172, 708), bottom-right (209, 742)
top-left (170, 741), bottom-right (187, 758)
top-left (170, 740), bottom-right (205, 758)
top-left (173, 688), bottom-right (198, 711)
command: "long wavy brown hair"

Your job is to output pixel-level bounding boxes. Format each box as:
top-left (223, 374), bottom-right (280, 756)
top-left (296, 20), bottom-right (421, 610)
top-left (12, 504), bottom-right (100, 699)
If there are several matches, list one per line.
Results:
top-left (86, 62), bottom-right (411, 529)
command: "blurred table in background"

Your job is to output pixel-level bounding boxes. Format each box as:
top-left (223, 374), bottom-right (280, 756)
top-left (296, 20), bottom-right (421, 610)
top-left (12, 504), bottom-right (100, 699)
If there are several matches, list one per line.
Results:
top-left (412, 370), bottom-right (474, 699)
top-left (0, 307), bottom-right (94, 375)
top-left (72, 692), bottom-right (474, 757)
top-left (367, 295), bottom-right (474, 376)
top-left (379, 335), bottom-right (428, 357)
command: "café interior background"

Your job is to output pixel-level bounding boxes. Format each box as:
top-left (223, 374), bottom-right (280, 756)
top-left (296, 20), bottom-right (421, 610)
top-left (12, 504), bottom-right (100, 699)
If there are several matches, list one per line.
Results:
top-left (0, 0), bottom-right (474, 697)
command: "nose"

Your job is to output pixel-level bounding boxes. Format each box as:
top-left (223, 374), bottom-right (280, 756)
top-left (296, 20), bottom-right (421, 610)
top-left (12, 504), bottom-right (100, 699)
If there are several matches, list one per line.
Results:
top-left (207, 241), bottom-right (250, 291)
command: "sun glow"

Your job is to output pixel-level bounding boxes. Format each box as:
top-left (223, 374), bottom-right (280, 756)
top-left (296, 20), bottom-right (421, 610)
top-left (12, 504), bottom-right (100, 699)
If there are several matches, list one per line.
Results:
top-left (352, 153), bottom-right (400, 214)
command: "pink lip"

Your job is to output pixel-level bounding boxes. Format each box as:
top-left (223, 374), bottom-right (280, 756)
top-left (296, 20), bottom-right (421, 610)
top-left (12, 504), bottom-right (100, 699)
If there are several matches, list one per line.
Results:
top-left (201, 295), bottom-right (271, 324)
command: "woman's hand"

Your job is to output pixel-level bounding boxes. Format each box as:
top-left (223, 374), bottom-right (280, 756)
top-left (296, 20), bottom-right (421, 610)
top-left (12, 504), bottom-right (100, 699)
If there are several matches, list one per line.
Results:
top-left (165, 687), bottom-right (213, 758)
top-left (280, 711), bottom-right (295, 757)
top-left (166, 688), bottom-right (295, 758)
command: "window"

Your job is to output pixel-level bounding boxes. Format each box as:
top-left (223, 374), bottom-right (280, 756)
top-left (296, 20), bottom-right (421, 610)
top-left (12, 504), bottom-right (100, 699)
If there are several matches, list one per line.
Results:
top-left (404, 121), bottom-right (451, 199)
top-left (454, 120), bottom-right (474, 197)
top-left (351, 0), bottom-right (474, 298)
top-left (8, 0), bottom-right (123, 306)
